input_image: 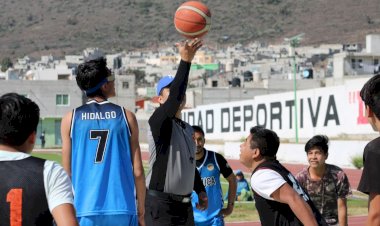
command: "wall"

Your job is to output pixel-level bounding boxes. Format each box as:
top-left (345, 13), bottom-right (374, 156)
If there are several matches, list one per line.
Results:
top-left (182, 77), bottom-right (376, 141)
top-left (224, 140), bottom-right (367, 169)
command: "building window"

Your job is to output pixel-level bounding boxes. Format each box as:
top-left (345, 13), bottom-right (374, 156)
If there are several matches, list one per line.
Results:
top-left (122, 82), bottom-right (129, 89)
top-left (58, 74), bottom-right (70, 80)
top-left (351, 59), bottom-right (356, 69)
top-left (358, 59), bottom-right (363, 69)
top-left (374, 59), bottom-right (379, 65)
top-left (56, 94), bottom-right (69, 106)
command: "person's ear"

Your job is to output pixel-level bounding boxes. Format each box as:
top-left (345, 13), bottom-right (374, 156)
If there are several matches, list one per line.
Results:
top-left (27, 131), bottom-right (36, 145)
top-left (158, 95), bottom-right (165, 104)
top-left (252, 147), bottom-right (261, 159)
top-left (366, 105), bottom-right (374, 117)
top-left (101, 82), bottom-right (109, 92)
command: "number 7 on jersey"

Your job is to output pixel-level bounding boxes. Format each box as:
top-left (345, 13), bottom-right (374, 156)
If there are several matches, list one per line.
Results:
top-left (90, 130), bottom-right (109, 163)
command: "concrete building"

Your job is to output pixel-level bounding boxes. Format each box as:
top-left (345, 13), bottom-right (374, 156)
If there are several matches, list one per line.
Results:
top-left (0, 74), bottom-right (136, 148)
top-left (330, 34), bottom-right (380, 86)
top-left (0, 80), bottom-right (82, 148)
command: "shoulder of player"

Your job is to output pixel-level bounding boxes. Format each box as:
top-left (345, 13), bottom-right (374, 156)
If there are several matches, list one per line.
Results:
top-left (62, 110), bottom-right (73, 121)
top-left (252, 168), bottom-right (282, 180)
top-left (209, 150), bottom-right (226, 161)
top-left (325, 164), bottom-right (349, 181)
top-left (122, 107), bottom-right (136, 120)
top-left (365, 136), bottom-right (380, 152)
top-left (295, 167), bottom-right (308, 179)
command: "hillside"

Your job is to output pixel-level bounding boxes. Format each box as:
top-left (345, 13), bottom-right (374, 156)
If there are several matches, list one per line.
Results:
top-left (1, 0), bottom-right (380, 59)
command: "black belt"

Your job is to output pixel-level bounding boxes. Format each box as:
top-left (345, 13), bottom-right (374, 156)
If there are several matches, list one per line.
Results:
top-left (147, 189), bottom-right (191, 203)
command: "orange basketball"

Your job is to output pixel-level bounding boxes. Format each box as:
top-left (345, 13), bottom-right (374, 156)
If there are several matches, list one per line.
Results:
top-left (174, 1), bottom-right (211, 39)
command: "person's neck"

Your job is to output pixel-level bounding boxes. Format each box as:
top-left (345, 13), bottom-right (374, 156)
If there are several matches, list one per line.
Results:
top-left (195, 148), bottom-right (205, 160)
top-left (251, 158), bottom-right (266, 172)
top-left (0, 144), bottom-right (28, 153)
top-left (308, 164), bottom-right (326, 180)
top-left (175, 111), bottom-right (182, 119)
top-left (88, 96), bottom-right (107, 102)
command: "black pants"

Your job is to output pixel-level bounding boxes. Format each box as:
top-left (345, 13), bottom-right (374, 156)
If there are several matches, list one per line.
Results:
top-left (145, 191), bottom-right (195, 226)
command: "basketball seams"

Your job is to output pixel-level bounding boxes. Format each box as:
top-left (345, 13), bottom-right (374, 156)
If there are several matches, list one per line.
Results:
top-left (175, 24), bottom-right (211, 36)
top-left (176, 5), bottom-right (211, 24)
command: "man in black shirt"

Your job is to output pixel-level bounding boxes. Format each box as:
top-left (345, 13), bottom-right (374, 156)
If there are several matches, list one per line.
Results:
top-left (145, 38), bottom-right (207, 226)
top-left (239, 126), bottom-right (327, 226)
top-left (357, 74), bottom-right (380, 225)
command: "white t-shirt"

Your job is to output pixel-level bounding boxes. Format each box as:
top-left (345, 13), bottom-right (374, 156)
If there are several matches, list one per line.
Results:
top-left (250, 168), bottom-right (286, 200)
top-left (0, 150), bottom-right (74, 212)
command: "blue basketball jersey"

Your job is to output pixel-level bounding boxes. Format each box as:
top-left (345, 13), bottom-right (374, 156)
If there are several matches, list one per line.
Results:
top-left (192, 150), bottom-right (224, 224)
top-left (71, 100), bottom-right (137, 217)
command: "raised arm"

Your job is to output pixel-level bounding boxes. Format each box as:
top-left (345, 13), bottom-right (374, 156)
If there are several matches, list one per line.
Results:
top-left (125, 108), bottom-right (146, 226)
top-left (271, 183), bottom-right (318, 226)
top-left (149, 38), bottom-right (203, 140)
top-left (61, 111), bottom-right (73, 177)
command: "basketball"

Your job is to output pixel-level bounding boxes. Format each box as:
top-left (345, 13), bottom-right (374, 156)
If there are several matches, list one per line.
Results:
top-left (174, 1), bottom-right (211, 39)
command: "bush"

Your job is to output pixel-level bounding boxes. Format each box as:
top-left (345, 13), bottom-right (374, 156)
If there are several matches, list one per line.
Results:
top-left (351, 155), bottom-right (363, 169)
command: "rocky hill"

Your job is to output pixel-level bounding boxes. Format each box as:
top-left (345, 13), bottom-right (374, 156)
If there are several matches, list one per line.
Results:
top-left (1, 0), bottom-right (379, 59)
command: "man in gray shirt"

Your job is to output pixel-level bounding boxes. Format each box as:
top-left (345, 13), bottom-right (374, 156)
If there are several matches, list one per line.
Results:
top-left (145, 38), bottom-right (207, 226)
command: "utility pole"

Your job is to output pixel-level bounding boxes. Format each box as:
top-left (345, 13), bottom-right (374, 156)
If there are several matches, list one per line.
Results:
top-left (285, 33), bottom-right (304, 143)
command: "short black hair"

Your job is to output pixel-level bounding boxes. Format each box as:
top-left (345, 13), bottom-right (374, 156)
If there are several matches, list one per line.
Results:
top-left (76, 57), bottom-right (110, 98)
top-left (360, 74), bottom-right (380, 120)
top-left (249, 126), bottom-right (280, 157)
top-left (0, 93), bottom-right (40, 146)
top-left (305, 135), bottom-right (329, 154)
top-left (192, 125), bottom-right (205, 137)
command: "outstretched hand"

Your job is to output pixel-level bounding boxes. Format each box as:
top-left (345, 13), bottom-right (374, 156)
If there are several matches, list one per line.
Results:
top-left (176, 38), bottom-right (203, 63)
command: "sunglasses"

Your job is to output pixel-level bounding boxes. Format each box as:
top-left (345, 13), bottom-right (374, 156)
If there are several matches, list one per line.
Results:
top-left (107, 74), bottom-right (115, 82)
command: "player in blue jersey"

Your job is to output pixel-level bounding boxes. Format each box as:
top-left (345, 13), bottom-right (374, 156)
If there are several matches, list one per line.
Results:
top-left (61, 58), bottom-right (145, 226)
top-left (191, 126), bottom-right (237, 226)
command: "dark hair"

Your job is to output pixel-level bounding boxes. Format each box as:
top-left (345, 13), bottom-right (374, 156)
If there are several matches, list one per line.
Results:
top-left (360, 74), bottom-right (380, 119)
top-left (192, 125), bottom-right (205, 137)
top-left (0, 93), bottom-right (40, 146)
top-left (305, 135), bottom-right (329, 154)
top-left (76, 57), bottom-right (110, 98)
top-left (249, 126), bottom-right (280, 157)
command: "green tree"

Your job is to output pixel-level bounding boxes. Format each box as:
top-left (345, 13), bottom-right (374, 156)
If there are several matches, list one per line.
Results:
top-left (1, 57), bottom-right (13, 72)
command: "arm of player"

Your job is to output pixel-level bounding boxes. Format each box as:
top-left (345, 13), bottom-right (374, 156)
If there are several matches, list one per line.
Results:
top-left (271, 183), bottom-right (318, 226)
top-left (220, 173), bottom-right (237, 217)
top-left (61, 111), bottom-right (73, 177)
top-left (193, 168), bottom-right (208, 210)
top-left (125, 109), bottom-right (146, 226)
top-left (337, 198), bottom-right (348, 226)
top-left (366, 193), bottom-right (380, 226)
top-left (52, 204), bottom-right (78, 226)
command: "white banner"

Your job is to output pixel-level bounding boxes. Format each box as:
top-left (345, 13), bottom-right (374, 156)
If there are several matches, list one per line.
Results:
top-left (183, 78), bottom-right (377, 140)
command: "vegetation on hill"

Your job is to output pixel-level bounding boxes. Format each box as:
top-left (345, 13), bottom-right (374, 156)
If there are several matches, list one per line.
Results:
top-left (1, 0), bottom-right (380, 59)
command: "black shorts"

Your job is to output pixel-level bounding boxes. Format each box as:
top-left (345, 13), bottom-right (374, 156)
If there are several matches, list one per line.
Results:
top-left (145, 190), bottom-right (194, 226)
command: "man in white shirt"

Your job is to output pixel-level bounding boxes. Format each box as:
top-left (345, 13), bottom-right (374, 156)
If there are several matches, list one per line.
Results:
top-left (0, 93), bottom-right (78, 226)
top-left (239, 126), bottom-right (327, 226)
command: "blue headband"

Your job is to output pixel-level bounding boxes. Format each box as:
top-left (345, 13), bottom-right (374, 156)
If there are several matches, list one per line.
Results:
top-left (84, 78), bottom-right (108, 95)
